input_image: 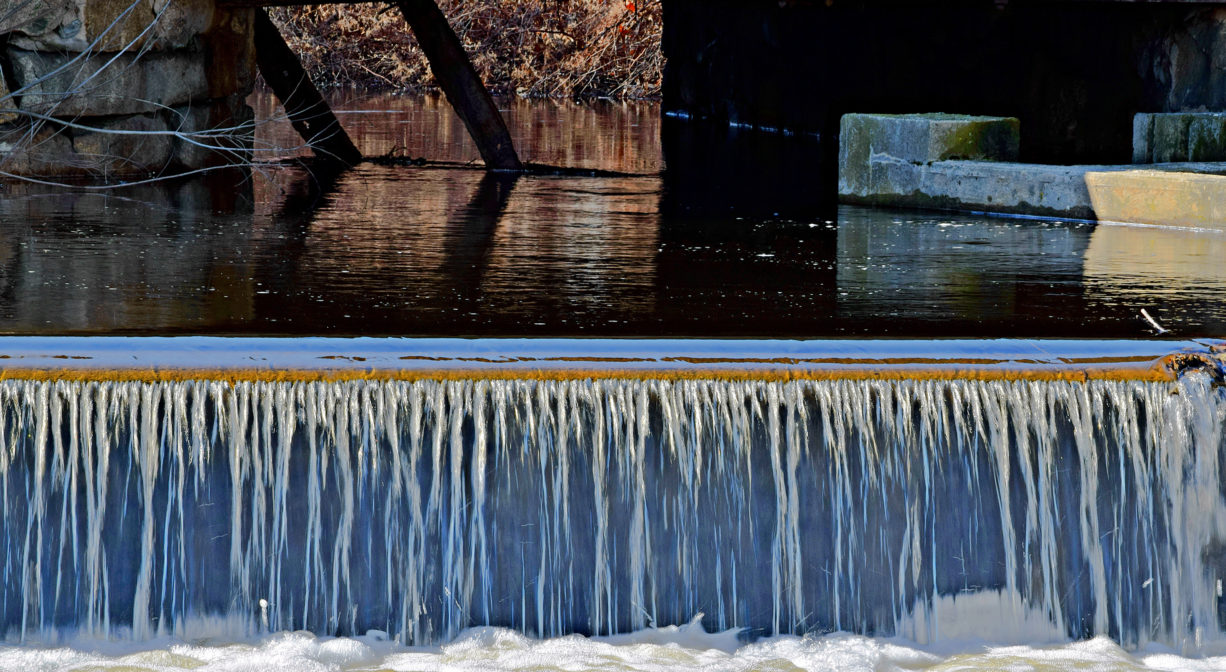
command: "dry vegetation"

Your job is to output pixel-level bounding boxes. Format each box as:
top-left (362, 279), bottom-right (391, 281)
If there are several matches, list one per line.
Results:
top-left (268, 0), bottom-right (662, 99)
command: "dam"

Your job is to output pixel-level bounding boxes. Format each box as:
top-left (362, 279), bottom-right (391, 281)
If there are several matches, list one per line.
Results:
top-left (2, 1), bottom-right (1226, 670)
top-left (0, 337), bottom-right (1223, 658)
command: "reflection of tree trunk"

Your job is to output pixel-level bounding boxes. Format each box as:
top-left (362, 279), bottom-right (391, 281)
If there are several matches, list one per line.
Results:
top-left (253, 161), bottom-right (347, 316)
top-left (396, 0), bottom-right (521, 171)
top-left (275, 159), bottom-right (347, 219)
top-left (254, 10), bottom-right (362, 166)
top-left (441, 172), bottom-right (519, 295)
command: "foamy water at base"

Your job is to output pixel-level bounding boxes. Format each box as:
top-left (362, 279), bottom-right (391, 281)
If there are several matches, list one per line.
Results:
top-left (2, 621), bottom-right (1224, 672)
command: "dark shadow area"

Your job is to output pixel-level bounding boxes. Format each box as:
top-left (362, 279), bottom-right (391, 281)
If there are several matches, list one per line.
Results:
top-left (663, 0), bottom-right (1224, 172)
top-left (660, 116), bottom-right (834, 220)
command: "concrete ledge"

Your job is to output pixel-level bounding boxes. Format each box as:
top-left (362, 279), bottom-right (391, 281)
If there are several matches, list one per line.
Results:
top-left (840, 111), bottom-right (1226, 224)
top-left (842, 158), bottom-right (1226, 222)
top-left (0, 336), bottom-right (1216, 383)
top-left (1087, 170), bottom-right (1226, 227)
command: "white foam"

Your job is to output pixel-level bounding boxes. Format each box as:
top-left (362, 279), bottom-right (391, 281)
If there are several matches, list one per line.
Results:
top-left (3, 625), bottom-right (1226, 672)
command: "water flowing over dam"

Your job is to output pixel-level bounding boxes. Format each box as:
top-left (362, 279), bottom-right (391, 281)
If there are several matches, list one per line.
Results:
top-left (1, 360), bottom-right (1224, 652)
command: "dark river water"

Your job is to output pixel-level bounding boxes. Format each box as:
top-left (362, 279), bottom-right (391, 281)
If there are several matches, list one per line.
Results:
top-left (0, 89), bottom-right (1223, 338)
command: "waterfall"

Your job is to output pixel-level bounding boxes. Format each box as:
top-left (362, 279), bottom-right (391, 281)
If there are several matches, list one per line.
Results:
top-left (0, 375), bottom-right (1222, 650)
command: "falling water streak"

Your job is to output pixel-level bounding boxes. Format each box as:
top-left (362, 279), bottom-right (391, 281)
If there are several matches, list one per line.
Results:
top-left (0, 376), bottom-right (1222, 652)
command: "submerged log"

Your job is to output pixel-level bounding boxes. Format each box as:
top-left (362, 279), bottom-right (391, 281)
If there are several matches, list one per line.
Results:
top-left (396, 0), bottom-right (522, 171)
top-left (254, 10), bottom-right (363, 166)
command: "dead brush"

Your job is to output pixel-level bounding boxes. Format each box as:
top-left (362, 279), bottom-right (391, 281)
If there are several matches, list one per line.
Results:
top-left (269, 0), bottom-right (662, 99)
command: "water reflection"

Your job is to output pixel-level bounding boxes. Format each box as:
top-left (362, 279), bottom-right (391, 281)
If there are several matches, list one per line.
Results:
top-left (836, 211), bottom-right (1094, 336)
top-left (0, 92), bottom-right (1224, 337)
top-left (250, 89), bottom-right (663, 173)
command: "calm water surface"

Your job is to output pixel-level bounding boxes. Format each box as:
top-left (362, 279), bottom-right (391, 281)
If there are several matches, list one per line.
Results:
top-left (0, 89), bottom-right (1222, 338)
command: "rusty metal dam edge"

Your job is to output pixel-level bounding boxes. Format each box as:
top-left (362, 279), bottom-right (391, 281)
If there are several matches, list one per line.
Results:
top-left (0, 337), bottom-right (1220, 383)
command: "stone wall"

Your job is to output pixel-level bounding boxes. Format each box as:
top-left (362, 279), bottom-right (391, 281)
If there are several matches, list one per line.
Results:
top-left (662, 0), bottom-right (1226, 171)
top-left (0, 0), bottom-right (256, 179)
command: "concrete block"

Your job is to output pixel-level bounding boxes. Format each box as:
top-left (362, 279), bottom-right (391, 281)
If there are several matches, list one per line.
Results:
top-left (1086, 169), bottom-right (1226, 228)
top-left (1132, 114), bottom-right (1153, 164)
top-left (1133, 112), bottom-right (1226, 163)
top-left (1188, 116), bottom-right (1226, 162)
top-left (7, 47), bottom-right (211, 117)
top-left (1151, 114), bottom-right (1193, 163)
top-left (840, 113), bottom-right (1019, 197)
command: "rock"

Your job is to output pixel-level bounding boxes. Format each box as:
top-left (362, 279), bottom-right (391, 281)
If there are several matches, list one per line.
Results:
top-left (0, 99), bottom-right (254, 179)
top-left (0, 121), bottom-right (83, 177)
top-left (7, 46), bottom-right (211, 117)
top-left (169, 95), bottom-right (254, 170)
top-left (1132, 113), bottom-right (1153, 164)
top-left (0, 76), bottom-right (16, 125)
top-left (71, 114), bottom-right (175, 177)
top-left (839, 113), bottom-right (1020, 198)
top-left (0, 0), bottom-right (75, 39)
top-left (918, 161), bottom-right (1097, 218)
top-left (7, 0), bottom-right (215, 52)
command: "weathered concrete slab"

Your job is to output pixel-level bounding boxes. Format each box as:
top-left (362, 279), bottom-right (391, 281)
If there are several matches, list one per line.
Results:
top-left (1086, 169), bottom-right (1226, 228)
top-left (842, 157), bottom-right (1103, 219)
top-left (7, 47), bottom-right (212, 117)
top-left (6, 0), bottom-right (216, 52)
top-left (842, 152), bottom-right (1226, 222)
top-left (840, 113), bottom-right (1019, 197)
top-left (1133, 112), bottom-right (1226, 163)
